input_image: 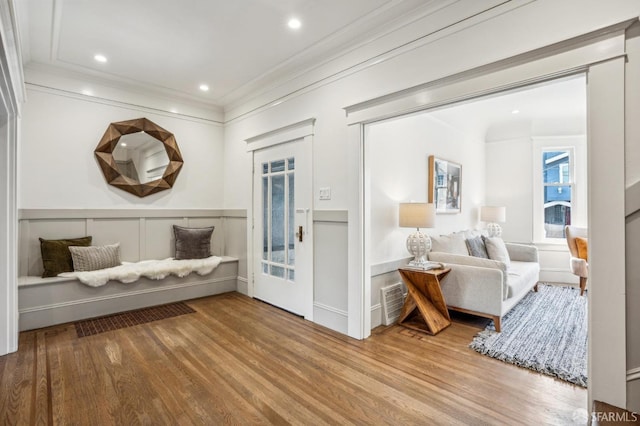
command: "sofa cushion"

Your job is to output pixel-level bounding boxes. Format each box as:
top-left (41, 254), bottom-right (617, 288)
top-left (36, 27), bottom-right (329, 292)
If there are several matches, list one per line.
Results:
top-left (506, 260), bottom-right (540, 299)
top-left (465, 236), bottom-right (488, 258)
top-left (483, 236), bottom-right (511, 268)
top-left (39, 236), bottom-right (93, 278)
top-left (430, 234), bottom-right (468, 255)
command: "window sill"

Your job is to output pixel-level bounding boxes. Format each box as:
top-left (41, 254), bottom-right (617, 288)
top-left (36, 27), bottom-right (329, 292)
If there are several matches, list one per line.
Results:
top-left (533, 240), bottom-right (570, 252)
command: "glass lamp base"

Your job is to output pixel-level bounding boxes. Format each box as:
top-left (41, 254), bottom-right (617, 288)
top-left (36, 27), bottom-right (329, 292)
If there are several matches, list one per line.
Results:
top-left (487, 222), bottom-right (502, 238)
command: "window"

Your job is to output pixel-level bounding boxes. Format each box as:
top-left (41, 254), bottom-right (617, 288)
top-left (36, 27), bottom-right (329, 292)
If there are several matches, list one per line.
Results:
top-left (532, 137), bottom-right (586, 243)
top-left (542, 150), bottom-right (573, 238)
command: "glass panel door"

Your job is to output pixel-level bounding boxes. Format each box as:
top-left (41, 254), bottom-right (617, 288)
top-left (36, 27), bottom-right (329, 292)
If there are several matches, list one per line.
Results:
top-left (261, 157), bottom-right (295, 282)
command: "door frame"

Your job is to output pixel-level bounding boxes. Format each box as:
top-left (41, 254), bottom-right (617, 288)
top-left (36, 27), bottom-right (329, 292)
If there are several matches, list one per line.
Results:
top-left (0, 0), bottom-right (23, 356)
top-left (245, 118), bottom-right (315, 320)
top-left (344, 20), bottom-right (633, 408)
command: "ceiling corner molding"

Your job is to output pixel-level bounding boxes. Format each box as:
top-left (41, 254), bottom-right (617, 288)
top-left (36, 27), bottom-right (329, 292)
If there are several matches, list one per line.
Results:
top-left (343, 18), bottom-right (636, 125)
top-left (245, 118), bottom-right (315, 152)
top-left (224, 0), bottom-right (528, 124)
top-left (0, 0), bottom-right (27, 111)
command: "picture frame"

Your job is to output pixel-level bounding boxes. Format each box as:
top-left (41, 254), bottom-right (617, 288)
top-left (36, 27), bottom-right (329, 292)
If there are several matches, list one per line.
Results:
top-left (428, 155), bottom-right (461, 214)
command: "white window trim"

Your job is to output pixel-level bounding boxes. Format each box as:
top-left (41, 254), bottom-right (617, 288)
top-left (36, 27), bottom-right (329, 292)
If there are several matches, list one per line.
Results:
top-left (532, 136), bottom-right (587, 244)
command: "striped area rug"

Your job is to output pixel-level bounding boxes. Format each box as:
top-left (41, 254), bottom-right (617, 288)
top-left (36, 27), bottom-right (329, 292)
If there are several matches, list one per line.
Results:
top-left (75, 302), bottom-right (195, 337)
top-left (469, 284), bottom-right (587, 387)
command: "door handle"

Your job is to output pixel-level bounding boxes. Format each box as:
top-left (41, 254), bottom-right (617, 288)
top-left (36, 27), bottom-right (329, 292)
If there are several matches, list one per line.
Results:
top-left (296, 225), bottom-right (303, 242)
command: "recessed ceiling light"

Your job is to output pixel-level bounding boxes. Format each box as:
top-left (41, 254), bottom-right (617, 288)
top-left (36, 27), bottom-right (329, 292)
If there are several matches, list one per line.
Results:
top-left (288, 18), bottom-right (301, 29)
top-left (170, 108), bottom-right (178, 113)
top-left (511, 109), bottom-right (520, 114)
top-left (94, 54), bottom-right (107, 63)
top-left (81, 89), bottom-right (93, 96)
top-left (120, 142), bottom-right (127, 147)
top-left (199, 84), bottom-right (209, 92)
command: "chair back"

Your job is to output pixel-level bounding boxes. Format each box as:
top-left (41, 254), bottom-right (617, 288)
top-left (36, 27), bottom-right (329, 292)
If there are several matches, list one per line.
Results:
top-left (565, 225), bottom-right (588, 258)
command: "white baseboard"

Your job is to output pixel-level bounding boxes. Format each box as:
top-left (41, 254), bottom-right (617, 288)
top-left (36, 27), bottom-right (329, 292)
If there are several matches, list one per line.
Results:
top-left (236, 276), bottom-right (249, 295)
top-left (539, 268), bottom-right (579, 284)
top-left (313, 302), bottom-right (347, 334)
top-left (371, 303), bottom-right (382, 329)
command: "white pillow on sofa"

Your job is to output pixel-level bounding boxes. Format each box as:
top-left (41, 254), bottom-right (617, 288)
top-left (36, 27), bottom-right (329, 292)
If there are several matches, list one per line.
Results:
top-left (430, 234), bottom-right (469, 255)
top-left (482, 236), bottom-right (511, 268)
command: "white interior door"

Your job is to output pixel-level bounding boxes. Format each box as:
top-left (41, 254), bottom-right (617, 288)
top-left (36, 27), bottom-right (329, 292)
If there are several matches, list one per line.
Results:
top-left (253, 138), bottom-right (312, 318)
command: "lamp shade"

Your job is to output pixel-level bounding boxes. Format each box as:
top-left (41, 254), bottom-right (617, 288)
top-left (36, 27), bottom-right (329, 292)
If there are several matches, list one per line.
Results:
top-left (480, 206), bottom-right (506, 223)
top-left (399, 203), bottom-right (435, 229)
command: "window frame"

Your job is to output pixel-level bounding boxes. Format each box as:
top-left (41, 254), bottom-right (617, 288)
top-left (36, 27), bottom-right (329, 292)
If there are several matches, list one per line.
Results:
top-left (532, 137), bottom-right (586, 244)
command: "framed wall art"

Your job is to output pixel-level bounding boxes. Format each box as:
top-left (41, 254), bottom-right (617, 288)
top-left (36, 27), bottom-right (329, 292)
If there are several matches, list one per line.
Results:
top-left (428, 155), bottom-right (461, 214)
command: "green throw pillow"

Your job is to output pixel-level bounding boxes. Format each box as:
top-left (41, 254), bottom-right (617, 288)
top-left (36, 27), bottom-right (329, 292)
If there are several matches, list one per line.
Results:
top-left (39, 236), bottom-right (92, 277)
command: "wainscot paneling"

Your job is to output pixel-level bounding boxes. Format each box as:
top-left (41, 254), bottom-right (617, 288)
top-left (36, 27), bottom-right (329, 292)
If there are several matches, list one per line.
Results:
top-left (18, 209), bottom-right (245, 278)
top-left (626, 180), bottom-right (640, 412)
top-left (17, 209), bottom-right (247, 330)
top-left (370, 258), bottom-right (410, 330)
top-left (313, 210), bottom-right (348, 333)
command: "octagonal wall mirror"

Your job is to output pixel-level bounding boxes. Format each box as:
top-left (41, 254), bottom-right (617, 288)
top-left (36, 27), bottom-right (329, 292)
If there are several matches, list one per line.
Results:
top-left (95, 118), bottom-right (183, 197)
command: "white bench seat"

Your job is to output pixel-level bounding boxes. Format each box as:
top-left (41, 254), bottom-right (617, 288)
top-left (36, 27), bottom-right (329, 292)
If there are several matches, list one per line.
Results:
top-left (18, 256), bottom-right (239, 331)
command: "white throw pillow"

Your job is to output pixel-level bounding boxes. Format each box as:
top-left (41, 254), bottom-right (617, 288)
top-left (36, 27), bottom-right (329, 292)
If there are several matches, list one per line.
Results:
top-left (430, 234), bottom-right (469, 255)
top-left (69, 243), bottom-right (121, 272)
top-left (482, 236), bottom-right (511, 268)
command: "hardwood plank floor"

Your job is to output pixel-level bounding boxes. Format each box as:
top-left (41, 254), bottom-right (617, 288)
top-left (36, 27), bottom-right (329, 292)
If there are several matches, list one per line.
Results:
top-left (0, 292), bottom-right (586, 425)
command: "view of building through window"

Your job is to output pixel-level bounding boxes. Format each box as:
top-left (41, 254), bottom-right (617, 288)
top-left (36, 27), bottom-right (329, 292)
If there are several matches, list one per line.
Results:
top-left (542, 150), bottom-right (572, 238)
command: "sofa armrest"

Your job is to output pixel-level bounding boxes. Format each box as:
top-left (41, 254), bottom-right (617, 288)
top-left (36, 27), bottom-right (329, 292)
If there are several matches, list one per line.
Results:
top-left (438, 264), bottom-right (505, 316)
top-left (505, 243), bottom-right (539, 263)
top-left (428, 251), bottom-right (508, 300)
top-left (570, 257), bottom-right (588, 277)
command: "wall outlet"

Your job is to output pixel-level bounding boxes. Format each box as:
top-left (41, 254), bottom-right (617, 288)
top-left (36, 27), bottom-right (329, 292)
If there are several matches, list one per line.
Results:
top-left (319, 187), bottom-right (331, 200)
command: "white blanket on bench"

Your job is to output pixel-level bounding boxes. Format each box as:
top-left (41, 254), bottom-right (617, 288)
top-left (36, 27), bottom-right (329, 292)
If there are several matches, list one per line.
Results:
top-left (59, 256), bottom-right (222, 287)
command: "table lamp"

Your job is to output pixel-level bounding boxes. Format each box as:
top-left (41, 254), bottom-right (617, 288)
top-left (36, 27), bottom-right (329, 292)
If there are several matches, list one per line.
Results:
top-left (480, 206), bottom-right (506, 237)
top-left (399, 202), bottom-right (435, 268)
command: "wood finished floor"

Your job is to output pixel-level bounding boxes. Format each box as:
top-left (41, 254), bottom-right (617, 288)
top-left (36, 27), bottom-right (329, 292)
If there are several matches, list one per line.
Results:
top-left (0, 292), bottom-right (586, 425)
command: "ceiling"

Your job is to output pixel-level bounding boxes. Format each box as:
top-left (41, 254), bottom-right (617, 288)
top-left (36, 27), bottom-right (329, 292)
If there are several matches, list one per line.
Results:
top-left (17, 0), bottom-right (435, 108)
top-left (427, 75), bottom-right (587, 141)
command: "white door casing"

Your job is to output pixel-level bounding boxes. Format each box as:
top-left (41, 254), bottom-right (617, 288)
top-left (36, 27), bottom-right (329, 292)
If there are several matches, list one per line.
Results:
top-left (246, 119), bottom-right (315, 320)
top-left (253, 139), bottom-right (312, 317)
top-left (344, 21), bottom-right (630, 407)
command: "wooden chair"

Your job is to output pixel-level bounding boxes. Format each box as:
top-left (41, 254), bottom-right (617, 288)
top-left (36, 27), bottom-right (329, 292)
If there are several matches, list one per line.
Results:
top-left (565, 225), bottom-right (588, 295)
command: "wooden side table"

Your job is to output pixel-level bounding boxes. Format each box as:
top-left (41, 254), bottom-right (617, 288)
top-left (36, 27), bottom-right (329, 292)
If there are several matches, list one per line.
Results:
top-left (398, 267), bottom-right (451, 335)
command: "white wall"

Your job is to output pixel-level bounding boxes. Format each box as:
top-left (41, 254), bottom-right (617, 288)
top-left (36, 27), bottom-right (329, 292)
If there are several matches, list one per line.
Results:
top-left (486, 130), bottom-right (587, 284)
top-left (222, 0), bottom-right (639, 410)
top-left (485, 137), bottom-right (533, 243)
top-left (368, 113), bottom-right (485, 265)
top-left (19, 87), bottom-right (224, 209)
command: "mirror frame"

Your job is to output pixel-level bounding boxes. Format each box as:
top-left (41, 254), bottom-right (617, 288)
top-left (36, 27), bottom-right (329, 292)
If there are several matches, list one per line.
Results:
top-left (94, 118), bottom-right (184, 197)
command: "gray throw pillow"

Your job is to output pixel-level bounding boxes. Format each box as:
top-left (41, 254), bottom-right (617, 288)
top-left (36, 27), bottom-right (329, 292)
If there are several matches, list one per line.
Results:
top-left (69, 243), bottom-right (121, 272)
top-left (465, 236), bottom-right (489, 258)
top-left (482, 236), bottom-right (511, 268)
top-left (173, 225), bottom-right (214, 260)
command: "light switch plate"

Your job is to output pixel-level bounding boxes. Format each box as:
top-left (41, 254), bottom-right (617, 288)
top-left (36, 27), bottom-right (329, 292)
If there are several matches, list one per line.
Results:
top-left (319, 187), bottom-right (331, 200)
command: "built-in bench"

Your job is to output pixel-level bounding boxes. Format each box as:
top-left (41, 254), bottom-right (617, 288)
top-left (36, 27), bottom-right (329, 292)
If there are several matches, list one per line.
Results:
top-left (18, 209), bottom-right (247, 331)
top-left (18, 256), bottom-right (238, 331)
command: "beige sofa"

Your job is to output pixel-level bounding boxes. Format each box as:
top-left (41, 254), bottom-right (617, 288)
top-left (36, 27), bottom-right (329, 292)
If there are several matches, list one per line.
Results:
top-left (427, 232), bottom-right (540, 332)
